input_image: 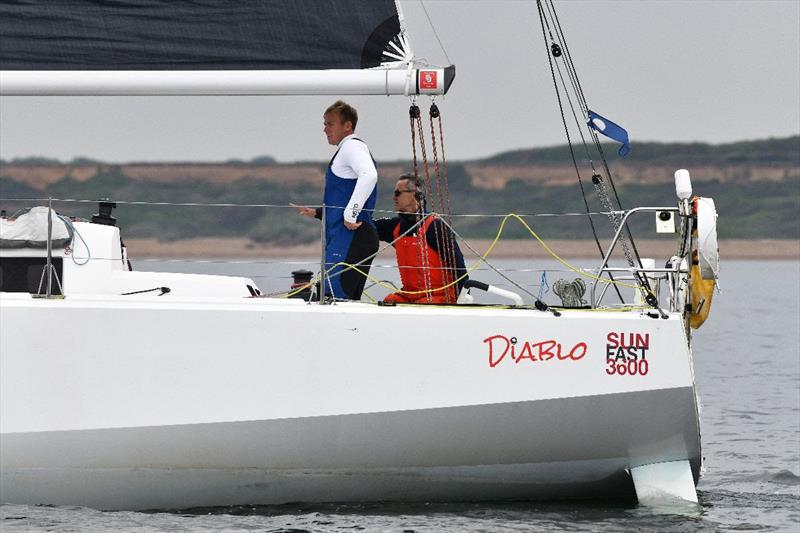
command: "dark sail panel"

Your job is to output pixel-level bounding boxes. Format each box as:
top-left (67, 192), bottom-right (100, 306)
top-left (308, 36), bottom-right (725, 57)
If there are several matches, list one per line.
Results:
top-left (0, 0), bottom-right (401, 70)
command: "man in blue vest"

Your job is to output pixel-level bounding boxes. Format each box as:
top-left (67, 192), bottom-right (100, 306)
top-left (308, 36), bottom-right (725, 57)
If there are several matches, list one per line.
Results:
top-left (293, 100), bottom-right (379, 300)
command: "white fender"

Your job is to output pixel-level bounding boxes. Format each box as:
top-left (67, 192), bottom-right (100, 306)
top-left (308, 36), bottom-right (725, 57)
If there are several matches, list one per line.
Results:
top-left (695, 197), bottom-right (719, 280)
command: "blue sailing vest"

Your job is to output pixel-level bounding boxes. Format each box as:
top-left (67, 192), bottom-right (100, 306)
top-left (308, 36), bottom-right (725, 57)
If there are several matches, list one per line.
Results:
top-left (323, 138), bottom-right (377, 298)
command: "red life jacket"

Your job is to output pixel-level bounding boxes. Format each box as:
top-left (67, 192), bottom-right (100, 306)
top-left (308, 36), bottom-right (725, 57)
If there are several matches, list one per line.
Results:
top-left (392, 216), bottom-right (455, 302)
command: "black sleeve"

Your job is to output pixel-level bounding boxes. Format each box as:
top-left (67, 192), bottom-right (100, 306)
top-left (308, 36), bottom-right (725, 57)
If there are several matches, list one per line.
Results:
top-left (314, 207), bottom-right (322, 220)
top-left (425, 219), bottom-right (468, 291)
top-left (374, 217), bottom-right (399, 243)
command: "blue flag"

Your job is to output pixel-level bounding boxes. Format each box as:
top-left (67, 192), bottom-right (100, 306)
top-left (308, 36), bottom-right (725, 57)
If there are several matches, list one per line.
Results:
top-left (587, 110), bottom-right (630, 157)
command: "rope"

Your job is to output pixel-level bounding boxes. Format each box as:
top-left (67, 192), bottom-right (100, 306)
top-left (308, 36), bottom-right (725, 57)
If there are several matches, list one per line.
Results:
top-left (291, 212), bottom-right (653, 301)
top-left (427, 102), bottom-right (456, 303)
top-left (282, 211), bottom-right (433, 298)
top-left (541, 0), bottom-right (652, 299)
top-left (536, 2), bottom-right (618, 282)
top-left (409, 103), bottom-right (420, 184)
top-left (121, 286), bottom-right (170, 296)
top-left (535, 0), bottom-right (628, 304)
top-left (410, 102), bottom-right (435, 301)
top-left (431, 102), bottom-right (459, 303)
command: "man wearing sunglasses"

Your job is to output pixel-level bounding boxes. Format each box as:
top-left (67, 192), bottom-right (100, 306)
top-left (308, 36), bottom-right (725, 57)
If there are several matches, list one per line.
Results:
top-left (374, 174), bottom-right (467, 304)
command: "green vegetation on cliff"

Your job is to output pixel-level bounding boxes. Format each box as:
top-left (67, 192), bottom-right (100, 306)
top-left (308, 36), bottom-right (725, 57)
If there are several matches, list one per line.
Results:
top-left (1, 137), bottom-right (798, 242)
top-left (484, 136), bottom-right (800, 166)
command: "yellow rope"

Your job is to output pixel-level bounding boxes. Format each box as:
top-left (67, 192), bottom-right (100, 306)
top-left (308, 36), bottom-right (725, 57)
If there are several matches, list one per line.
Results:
top-left (281, 212), bottom-right (651, 299)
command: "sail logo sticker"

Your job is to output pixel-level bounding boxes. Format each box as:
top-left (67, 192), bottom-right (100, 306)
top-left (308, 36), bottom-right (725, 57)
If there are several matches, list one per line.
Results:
top-left (483, 334), bottom-right (587, 368)
top-left (605, 332), bottom-right (650, 376)
top-left (419, 71), bottom-right (438, 89)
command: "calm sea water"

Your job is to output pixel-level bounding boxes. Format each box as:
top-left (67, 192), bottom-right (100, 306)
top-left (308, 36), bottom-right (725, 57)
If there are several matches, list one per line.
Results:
top-left (2, 259), bottom-right (798, 532)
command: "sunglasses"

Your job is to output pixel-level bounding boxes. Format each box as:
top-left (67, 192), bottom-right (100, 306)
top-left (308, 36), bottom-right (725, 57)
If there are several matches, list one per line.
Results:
top-left (393, 189), bottom-right (416, 197)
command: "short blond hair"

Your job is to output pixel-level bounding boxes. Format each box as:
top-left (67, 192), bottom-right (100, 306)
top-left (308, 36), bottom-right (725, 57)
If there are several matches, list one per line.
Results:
top-left (325, 100), bottom-right (358, 130)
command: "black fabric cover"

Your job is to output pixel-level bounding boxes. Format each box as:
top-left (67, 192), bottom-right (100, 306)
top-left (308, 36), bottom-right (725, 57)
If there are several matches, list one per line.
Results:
top-left (0, 0), bottom-right (401, 70)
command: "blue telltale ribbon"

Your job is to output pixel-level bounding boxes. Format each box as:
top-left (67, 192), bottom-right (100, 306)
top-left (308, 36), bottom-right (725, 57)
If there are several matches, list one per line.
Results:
top-left (587, 110), bottom-right (630, 157)
top-left (538, 270), bottom-right (549, 300)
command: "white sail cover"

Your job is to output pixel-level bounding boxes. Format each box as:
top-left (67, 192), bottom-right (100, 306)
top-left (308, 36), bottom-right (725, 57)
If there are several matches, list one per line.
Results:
top-left (0, 207), bottom-right (72, 249)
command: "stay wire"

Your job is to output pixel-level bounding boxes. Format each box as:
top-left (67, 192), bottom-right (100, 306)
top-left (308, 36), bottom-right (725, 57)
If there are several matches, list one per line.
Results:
top-left (535, 0), bottom-right (625, 304)
top-left (546, 0), bottom-right (650, 284)
top-left (550, 39), bottom-right (598, 175)
top-left (546, 0), bottom-right (588, 113)
top-left (419, 0), bottom-right (452, 65)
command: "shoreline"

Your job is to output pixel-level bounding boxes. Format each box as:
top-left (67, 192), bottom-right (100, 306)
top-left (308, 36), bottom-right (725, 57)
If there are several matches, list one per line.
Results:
top-left (123, 238), bottom-right (800, 260)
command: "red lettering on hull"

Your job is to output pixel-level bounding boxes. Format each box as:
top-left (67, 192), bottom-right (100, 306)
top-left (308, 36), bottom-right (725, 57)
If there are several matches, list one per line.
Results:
top-left (484, 335), bottom-right (587, 368)
top-left (606, 332), bottom-right (649, 349)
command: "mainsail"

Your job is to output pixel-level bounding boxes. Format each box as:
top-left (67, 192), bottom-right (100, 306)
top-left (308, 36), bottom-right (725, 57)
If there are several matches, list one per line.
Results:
top-left (0, 0), bottom-right (455, 96)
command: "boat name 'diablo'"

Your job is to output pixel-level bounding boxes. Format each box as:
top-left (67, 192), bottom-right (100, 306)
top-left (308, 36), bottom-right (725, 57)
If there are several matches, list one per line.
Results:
top-left (483, 334), bottom-right (588, 368)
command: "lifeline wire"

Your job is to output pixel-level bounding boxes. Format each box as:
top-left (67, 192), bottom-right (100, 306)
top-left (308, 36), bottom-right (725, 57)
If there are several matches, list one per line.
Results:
top-left (294, 212), bottom-right (653, 301)
top-left (3, 196), bottom-right (623, 219)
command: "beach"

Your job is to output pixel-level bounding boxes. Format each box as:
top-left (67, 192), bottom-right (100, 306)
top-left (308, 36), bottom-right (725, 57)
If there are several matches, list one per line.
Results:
top-left (123, 237), bottom-right (800, 260)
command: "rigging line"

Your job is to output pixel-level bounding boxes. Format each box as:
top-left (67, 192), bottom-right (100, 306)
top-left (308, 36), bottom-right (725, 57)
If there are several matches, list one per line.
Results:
top-left (543, 0), bottom-right (633, 271)
top-left (284, 210), bottom-right (434, 298)
top-left (544, 1), bottom-right (638, 273)
top-left (539, 3), bottom-right (597, 172)
top-left (545, 0), bottom-right (587, 115)
top-left (543, 1), bottom-right (588, 117)
top-left (414, 110), bottom-right (435, 300)
top-left (547, 0), bottom-right (589, 112)
top-left (9, 197), bottom-right (325, 209)
top-left (409, 103), bottom-right (420, 183)
top-left (544, 0), bottom-right (622, 211)
top-left (133, 257), bottom-right (319, 266)
top-left (435, 104), bottom-right (459, 302)
top-left (327, 213), bottom-right (650, 299)
top-left (427, 103), bottom-right (455, 302)
top-left (543, 5), bottom-right (614, 246)
top-left (539, 0), bottom-right (643, 301)
top-left (591, 132), bottom-right (649, 274)
top-left (535, 0), bottom-right (626, 304)
top-left (419, 0), bottom-right (452, 65)
top-left (445, 210), bottom-right (621, 218)
top-left (2, 197), bottom-right (621, 219)
top-left (439, 216), bottom-right (539, 301)
top-left (545, 0), bottom-right (646, 276)
top-left (394, 0), bottom-right (409, 33)
top-left (549, 39), bottom-right (598, 174)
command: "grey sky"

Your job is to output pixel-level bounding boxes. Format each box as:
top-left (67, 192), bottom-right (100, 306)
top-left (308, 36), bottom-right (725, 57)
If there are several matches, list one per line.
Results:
top-left (0, 0), bottom-right (798, 164)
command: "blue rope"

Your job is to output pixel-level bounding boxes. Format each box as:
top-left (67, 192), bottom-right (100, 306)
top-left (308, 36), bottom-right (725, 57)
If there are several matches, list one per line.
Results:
top-left (538, 270), bottom-right (550, 300)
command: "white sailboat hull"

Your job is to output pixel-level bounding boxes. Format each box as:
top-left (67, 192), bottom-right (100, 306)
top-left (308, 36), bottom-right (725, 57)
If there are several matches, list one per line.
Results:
top-left (0, 295), bottom-right (700, 509)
